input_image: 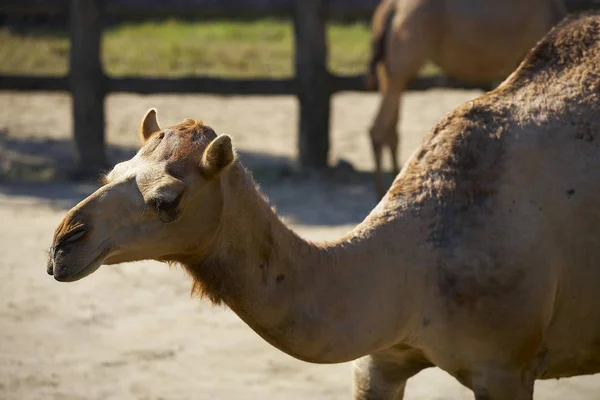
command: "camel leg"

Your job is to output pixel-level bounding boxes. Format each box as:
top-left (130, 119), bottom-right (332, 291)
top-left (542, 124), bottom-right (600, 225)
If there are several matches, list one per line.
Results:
top-left (388, 128), bottom-right (400, 177)
top-left (471, 367), bottom-right (534, 400)
top-left (352, 355), bottom-right (424, 400)
top-left (368, 7), bottom-right (433, 199)
top-left (370, 79), bottom-right (404, 199)
top-left (370, 132), bottom-right (385, 200)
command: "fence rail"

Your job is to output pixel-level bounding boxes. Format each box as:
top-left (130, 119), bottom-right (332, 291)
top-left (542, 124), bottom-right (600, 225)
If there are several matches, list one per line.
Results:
top-left (3, 1), bottom-right (598, 20)
top-left (0, 0), bottom-right (380, 19)
top-left (0, 73), bottom-right (484, 94)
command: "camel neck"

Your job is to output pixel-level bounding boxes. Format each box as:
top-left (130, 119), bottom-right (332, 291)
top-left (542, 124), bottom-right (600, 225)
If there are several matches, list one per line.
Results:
top-left (189, 164), bottom-right (422, 363)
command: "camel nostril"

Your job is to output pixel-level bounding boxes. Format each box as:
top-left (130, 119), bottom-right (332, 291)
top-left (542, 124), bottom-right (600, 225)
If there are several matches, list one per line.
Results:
top-left (56, 226), bottom-right (87, 248)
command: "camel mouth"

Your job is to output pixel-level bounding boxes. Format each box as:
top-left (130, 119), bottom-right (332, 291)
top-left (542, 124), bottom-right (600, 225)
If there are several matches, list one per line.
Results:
top-left (52, 248), bottom-right (110, 283)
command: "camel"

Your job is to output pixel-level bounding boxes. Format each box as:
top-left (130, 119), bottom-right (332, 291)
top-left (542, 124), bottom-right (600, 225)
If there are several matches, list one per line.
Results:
top-left (47, 13), bottom-right (600, 399)
top-left (367, 0), bottom-right (567, 198)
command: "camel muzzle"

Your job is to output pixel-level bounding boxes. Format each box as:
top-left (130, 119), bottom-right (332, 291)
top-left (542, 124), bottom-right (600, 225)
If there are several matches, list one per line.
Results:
top-left (48, 225), bottom-right (106, 282)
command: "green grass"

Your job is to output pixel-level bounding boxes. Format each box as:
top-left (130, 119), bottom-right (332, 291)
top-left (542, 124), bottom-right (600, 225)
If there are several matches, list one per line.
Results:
top-left (104, 19), bottom-right (294, 78)
top-left (0, 19), bottom-right (440, 78)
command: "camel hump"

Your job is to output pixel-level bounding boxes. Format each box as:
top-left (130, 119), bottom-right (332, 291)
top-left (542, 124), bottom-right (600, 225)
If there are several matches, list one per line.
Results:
top-left (507, 11), bottom-right (600, 87)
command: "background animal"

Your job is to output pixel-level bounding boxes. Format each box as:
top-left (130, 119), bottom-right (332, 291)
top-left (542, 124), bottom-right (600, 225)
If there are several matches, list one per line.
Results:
top-left (367, 0), bottom-right (567, 197)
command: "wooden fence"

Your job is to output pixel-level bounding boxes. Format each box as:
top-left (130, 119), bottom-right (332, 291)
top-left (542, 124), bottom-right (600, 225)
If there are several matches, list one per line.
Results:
top-left (1, 0), bottom-right (598, 176)
top-left (0, 0), bottom-right (478, 176)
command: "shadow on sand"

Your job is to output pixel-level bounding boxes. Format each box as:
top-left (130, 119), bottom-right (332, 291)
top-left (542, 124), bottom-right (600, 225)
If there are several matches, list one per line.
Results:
top-left (0, 135), bottom-right (397, 226)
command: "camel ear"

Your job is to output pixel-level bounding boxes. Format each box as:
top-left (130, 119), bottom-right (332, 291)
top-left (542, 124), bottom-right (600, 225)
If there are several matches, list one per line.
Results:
top-left (201, 135), bottom-right (235, 178)
top-left (140, 108), bottom-right (161, 142)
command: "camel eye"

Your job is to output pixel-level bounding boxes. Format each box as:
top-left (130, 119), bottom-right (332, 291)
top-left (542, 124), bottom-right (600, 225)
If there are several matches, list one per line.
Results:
top-left (148, 193), bottom-right (183, 222)
top-left (150, 194), bottom-right (181, 212)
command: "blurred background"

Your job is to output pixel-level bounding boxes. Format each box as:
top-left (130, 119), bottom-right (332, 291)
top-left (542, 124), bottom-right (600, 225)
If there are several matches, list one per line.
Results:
top-left (1, 1), bottom-right (600, 399)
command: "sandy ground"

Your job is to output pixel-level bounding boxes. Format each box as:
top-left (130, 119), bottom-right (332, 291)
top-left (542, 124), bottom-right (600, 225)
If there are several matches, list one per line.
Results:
top-left (1, 90), bottom-right (599, 400)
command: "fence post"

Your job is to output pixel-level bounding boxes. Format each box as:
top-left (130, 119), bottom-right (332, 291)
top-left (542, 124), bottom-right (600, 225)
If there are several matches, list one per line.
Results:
top-left (69, 0), bottom-right (108, 178)
top-left (293, 0), bottom-right (330, 170)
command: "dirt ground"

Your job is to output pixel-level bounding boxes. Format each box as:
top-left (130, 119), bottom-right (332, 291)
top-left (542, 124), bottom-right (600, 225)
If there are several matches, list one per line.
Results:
top-left (1, 90), bottom-right (599, 400)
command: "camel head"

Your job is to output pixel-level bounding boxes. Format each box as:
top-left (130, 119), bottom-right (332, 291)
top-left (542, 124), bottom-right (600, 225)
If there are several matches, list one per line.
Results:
top-left (47, 109), bottom-right (235, 282)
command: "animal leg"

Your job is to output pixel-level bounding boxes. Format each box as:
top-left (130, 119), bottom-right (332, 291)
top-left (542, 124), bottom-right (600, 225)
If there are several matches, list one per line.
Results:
top-left (388, 129), bottom-right (400, 177)
top-left (368, 3), bottom-right (433, 198)
top-left (472, 367), bottom-right (534, 400)
top-left (353, 354), bottom-right (424, 400)
top-left (370, 134), bottom-right (385, 200)
top-left (370, 87), bottom-right (401, 199)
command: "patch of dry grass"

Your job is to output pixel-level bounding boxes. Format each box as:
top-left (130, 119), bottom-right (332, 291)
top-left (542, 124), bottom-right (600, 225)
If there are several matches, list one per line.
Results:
top-left (0, 19), bottom-right (440, 78)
